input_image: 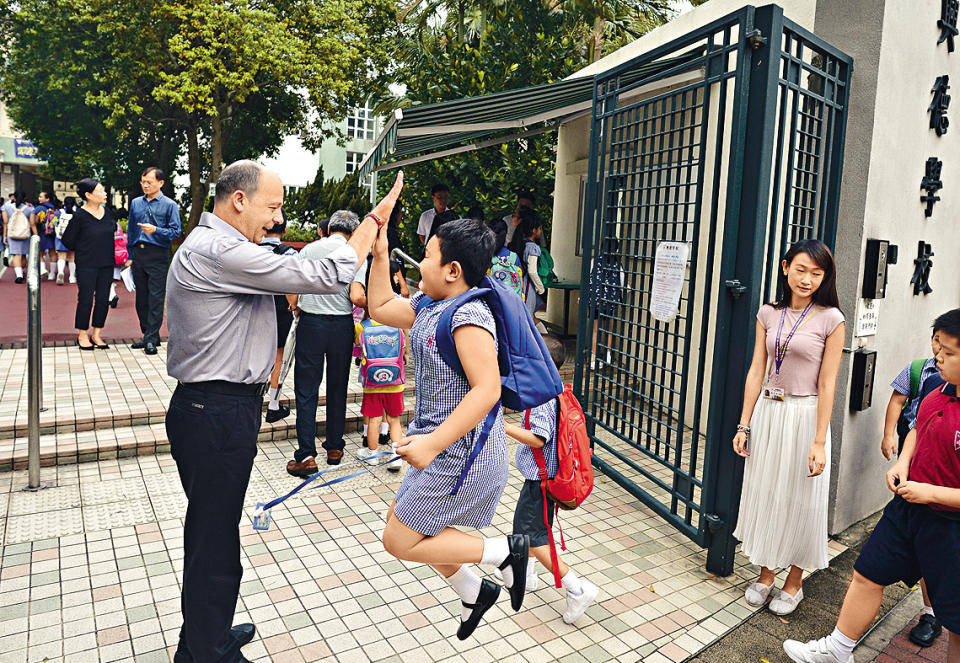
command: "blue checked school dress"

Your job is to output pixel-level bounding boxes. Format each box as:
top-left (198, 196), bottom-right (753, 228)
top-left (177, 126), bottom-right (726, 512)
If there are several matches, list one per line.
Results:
top-left (393, 291), bottom-right (510, 536)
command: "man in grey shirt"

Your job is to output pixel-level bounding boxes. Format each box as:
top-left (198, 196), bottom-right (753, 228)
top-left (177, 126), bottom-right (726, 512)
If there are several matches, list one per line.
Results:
top-left (287, 210), bottom-right (367, 476)
top-left (165, 159), bottom-right (403, 663)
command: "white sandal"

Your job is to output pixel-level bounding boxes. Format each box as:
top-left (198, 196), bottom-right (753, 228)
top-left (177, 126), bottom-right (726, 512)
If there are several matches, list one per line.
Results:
top-left (769, 587), bottom-right (803, 615)
top-left (744, 581), bottom-right (776, 606)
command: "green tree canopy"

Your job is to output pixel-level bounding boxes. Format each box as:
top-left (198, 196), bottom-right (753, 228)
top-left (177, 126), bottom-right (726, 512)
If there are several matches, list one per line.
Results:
top-left (0, 0), bottom-right (397, 230)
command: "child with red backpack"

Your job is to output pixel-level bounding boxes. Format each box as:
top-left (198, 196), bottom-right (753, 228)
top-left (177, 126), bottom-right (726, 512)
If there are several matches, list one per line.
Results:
top-left (501, 334), bottom-right (600, 623)
top-left (368, 217), bottom-right (563, 641)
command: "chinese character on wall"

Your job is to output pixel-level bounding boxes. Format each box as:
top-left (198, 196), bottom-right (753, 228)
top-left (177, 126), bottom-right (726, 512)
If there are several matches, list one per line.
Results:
top-left (940, 0), bottom-right (959, 52)
top-left (921, 157), bottom-right (943, 217)
top-left (929, 75), bottom-right (951, 136)
top-left (911, 241), bottom-right (934, 296)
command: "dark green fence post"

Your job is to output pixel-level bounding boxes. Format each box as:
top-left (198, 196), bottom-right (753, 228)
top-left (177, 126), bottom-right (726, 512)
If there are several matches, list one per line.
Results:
top-left (702, 4), bottom-right (784, 576)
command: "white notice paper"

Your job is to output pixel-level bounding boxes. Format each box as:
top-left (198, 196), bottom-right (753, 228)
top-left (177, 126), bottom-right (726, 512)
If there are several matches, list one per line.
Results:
top-left (120, 266), bottom-right (135, 292)
top-left (650, 241), bottom-right (689, 323)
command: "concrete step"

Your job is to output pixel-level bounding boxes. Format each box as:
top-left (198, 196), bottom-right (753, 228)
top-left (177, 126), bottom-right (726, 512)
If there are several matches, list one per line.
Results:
top-left (0, 396), bottom-right (416, 471)
top-left (0, 380), bottom-right (417, 441)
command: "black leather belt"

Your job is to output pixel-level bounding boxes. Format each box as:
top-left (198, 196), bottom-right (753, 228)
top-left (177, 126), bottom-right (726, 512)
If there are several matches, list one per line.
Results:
top-left (177, 380), bottom-right (268, 396)
top-left (135, 242), bottom-right (167, 250)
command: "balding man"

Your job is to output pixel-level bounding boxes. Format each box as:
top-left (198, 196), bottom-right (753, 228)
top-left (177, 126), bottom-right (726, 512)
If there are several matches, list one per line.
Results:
top-left (165, 160), bottom-right (403, 663)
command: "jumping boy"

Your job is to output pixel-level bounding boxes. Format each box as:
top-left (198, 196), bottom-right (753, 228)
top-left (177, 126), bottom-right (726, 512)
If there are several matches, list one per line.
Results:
top-left (367, 217), bottom-right (530, 640)
top-left (784, 308), bottom-right (960, 663)
top-left (502, 334), bottom-right (600, 623)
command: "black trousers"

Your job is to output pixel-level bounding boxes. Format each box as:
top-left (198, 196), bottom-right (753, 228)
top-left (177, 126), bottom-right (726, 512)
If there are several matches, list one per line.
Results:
top-left (132, 243), bottom-right (170, 344)
top-left (74, 266), bottom-right (113, 330)
top-left (167, 383), bottom-right (261, 663)
top-left (294, 313), bottom-right (354, 461)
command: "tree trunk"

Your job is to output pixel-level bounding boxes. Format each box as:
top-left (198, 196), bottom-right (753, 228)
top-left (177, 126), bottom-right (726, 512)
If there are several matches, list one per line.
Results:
top-left (185, 121), bottom-right (208, 235)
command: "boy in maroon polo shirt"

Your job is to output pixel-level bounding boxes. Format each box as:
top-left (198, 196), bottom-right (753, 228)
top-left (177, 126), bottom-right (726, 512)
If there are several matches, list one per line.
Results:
top-left (784, 308), bottom-right (960, 663)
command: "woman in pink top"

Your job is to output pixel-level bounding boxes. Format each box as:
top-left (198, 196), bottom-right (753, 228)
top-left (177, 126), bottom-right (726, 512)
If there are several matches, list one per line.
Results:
top-left (731, 239), bottom-right (845, 616)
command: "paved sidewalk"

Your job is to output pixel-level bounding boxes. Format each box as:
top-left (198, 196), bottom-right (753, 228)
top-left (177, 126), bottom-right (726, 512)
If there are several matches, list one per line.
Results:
top-left (0, 430), bottom-right (848, 663)
top-left (0, 265), bottom-right (166, 346)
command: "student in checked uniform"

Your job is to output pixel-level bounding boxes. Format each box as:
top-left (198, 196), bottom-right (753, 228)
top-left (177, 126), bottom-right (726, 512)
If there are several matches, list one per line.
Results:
top-left (367, 218), bottom-right (530, 641)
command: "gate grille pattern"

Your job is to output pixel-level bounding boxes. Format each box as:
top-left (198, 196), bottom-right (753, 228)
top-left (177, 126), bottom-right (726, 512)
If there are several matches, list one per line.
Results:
top-left (575, 6), bottom-right (852, 561)
top-left (582, 22), bottom-right (744, 542)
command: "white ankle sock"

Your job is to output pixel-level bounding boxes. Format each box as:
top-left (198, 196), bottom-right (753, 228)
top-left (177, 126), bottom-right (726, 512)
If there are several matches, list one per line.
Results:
top-left (69, 262), bottom-right (76, 279)
top-left (447, 566), bottom-right (482, 622)
top-left (562, 569), bottom-right (583, 595)
top-left (380, 421), bottom-right (389, 435)
top-left (39, 262), bottom-right (47, 275)
top-left (827, 627), bottom-right (856, 661)
top-left (268, 387), bottom-right (280, 410)
top-left (14, 266), bottom-right (23, 277)
top-left (57, 259), bottom-right (65, 274)
top-left (480, 537), bottom-right (509, 567)
top-left (363, 424), bottom-right (368, 436)
top-left (923, 604), bottom-right (935, 617)
top-left (109, 283), bottom-right (117, 300)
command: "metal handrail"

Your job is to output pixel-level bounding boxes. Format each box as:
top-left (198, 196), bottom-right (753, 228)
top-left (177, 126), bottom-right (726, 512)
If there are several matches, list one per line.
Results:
top-left (390, 247), bottom-right (421, 271)
top-left (26, 235), bottom-right (43, 490)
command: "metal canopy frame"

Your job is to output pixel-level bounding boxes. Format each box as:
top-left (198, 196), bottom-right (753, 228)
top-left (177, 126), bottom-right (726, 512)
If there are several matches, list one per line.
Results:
top-left (357, 51), bottom-right (705, 179)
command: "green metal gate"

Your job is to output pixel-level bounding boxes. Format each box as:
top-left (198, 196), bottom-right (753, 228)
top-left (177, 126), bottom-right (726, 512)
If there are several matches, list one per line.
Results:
top-left (573, 4), bottom-right (852, 575)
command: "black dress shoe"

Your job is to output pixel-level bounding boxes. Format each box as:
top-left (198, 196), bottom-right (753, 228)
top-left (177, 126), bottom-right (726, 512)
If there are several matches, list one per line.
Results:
top-left (109, 295), bottom-right (119, 308)
top-left (456, 579), bottom-right (500, 641)
top-left (15, 276), bottom-right (24, 284)
top-left (94, 343), bottom-right (110, 349)
top-left (498, 534), bottom-right (530, 611)
top-left (379, 432), bottom-right (390, 446)
top-left (231, 623), bottom-right (256, 647)
top-left (265, 404), bottom-right (291, 423)
top-left (144, 342), bottom-right (158, 355)
top-left (909, 613), bottom-right (942, 647)
top-left (77, 340), bottom-right (95, 351)
top-left (131, 340), bottom-right (146, 349)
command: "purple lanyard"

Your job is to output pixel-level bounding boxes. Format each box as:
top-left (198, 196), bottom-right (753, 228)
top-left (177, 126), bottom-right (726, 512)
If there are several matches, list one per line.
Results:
top-left (774, 302), bottom-right (814, 374)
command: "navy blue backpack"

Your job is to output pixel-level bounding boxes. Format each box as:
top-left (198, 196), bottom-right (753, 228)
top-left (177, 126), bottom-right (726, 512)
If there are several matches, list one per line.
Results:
top-left (415, 275), bottom-right (563, 493)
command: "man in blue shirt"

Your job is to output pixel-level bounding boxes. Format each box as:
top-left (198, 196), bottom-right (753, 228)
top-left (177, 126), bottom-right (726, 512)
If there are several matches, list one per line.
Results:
top-left (127, 167), bottom-right (181, 355)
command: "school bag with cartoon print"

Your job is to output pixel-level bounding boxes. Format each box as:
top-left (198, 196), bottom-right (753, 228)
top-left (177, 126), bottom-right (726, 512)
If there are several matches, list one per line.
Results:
top-left (36, 205), bottom-right (60, 237)
top-left (488, 247), bottom-right (524, 299)
top-left (415, 275), bottom-right (563, 495)
top-left (359, 319), bottom-right (405, 388)
top-left (55, 210), bottom-right (72, 238)
top-left (524, 383), bottom-right (594, 587)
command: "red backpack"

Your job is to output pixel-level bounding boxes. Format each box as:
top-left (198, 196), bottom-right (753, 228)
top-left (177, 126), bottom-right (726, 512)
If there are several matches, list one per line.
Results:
top-left (527, 383), bottom-right (594, 587)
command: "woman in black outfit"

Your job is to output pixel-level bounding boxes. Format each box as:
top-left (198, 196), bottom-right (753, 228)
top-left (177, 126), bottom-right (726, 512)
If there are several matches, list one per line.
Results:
top-left (61, 178), bottom-right (116, 350)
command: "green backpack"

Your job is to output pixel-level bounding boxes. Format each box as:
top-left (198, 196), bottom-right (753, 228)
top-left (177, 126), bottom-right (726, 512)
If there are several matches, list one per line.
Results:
top-left (537, 248), bottom-right (557, 289)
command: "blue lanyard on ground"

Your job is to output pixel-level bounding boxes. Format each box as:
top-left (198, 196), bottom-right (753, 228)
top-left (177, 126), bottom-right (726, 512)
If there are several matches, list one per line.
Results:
top-left (252, 451), bottom-right (398, 530)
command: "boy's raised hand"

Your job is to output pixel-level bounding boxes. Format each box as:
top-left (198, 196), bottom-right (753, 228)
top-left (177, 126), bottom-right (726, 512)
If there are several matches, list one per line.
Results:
top-left (393, 434), bottom-right (442, 470)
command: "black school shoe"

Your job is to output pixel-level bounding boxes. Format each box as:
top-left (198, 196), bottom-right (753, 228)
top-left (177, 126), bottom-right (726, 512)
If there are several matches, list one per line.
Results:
top-left (498, 534), bottom-right (530, 611)
top-left (909, 613), bottom-right (942, 647)
top-left (456, 579), bottom-right (500, 641)
top-left (231, 623), bottom-right (256, 647)
top-left (265, 404), bottom-right (290, 423)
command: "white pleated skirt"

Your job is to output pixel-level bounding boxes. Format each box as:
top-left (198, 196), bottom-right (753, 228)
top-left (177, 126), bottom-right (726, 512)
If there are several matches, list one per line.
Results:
top-left (733, 394), bottom-right (830, 571)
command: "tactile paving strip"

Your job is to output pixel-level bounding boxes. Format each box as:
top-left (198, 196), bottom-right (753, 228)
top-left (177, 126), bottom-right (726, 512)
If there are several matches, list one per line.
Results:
top-left (149, 492), bottom-right (187, 521)
top-left (80, 477), bottom-right (149, 505)
top-left (81, 500), bottom-right (156, 532)
top-left (143, 473), bottom-right (184, 497)
top-left (5, 508), bottom-right (84, 544)
top-left (8, 485), bottom-right (81, 516)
